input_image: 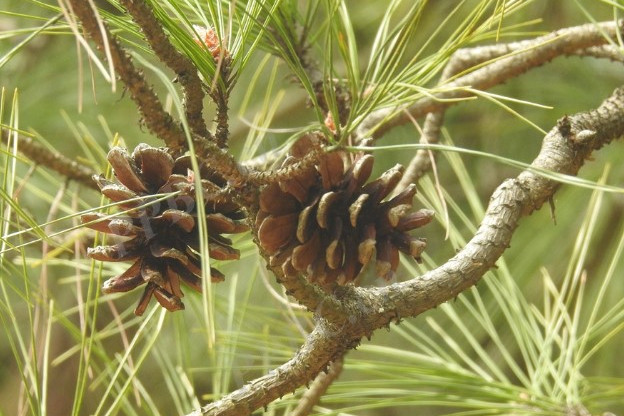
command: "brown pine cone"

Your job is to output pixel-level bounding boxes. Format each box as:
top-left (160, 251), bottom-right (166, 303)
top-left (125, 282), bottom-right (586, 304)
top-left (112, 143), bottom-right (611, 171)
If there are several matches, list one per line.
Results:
top-left (82, 144), bottom-right (247, 316)
top-left (256, 137), bottom-right (434, 286)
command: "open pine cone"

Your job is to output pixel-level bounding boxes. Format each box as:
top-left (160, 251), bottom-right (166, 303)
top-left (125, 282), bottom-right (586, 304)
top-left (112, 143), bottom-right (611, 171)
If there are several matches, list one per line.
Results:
top-left (82, 144), bottom-right (247, 316)
top-left (256, 136), bottom-right (434, 286)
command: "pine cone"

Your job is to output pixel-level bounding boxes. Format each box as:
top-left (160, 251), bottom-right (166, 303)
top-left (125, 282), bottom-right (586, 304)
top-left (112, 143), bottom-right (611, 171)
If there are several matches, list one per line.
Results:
top-left (83, 144), bottom-right (247, 316)
top-left (256, 137), bottom-right (434, 286)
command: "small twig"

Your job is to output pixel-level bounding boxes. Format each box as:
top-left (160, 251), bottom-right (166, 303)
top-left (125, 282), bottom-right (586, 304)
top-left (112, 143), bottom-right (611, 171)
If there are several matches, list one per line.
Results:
top-left (395, 111), bottom-right (445, 191)
top-left (398, 35), bottom-right (624, 189)
top-left (1, 129), bottom-right (98, 190)
top-left (119, 0), bottom-right (210, 140)
top-left (214, 94), bottom-right (230, 148)
top-left (241, 147), bottom-right (284, 170)
top-left (190, 137), bottom-right (249, 187)
top-left (290, 355), bottom-right (345, 416)
top-left (65, 0), bottom-right (252, 188)
top-left (390, 21), bottom-right (624, 190)
top-left (395, 28), bottom-right (517, 190)
top-left (65, 0), bottom-right (187, 151)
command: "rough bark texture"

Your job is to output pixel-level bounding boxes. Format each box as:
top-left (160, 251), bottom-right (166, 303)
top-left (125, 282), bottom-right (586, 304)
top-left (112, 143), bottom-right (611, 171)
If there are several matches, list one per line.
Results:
top-left (120, 0), bottom-right (210, 140)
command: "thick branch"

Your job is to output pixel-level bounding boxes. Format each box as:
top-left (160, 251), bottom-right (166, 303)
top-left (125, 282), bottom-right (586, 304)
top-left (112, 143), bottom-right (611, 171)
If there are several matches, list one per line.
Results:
top-left (119, 0), bottom-right (210, 139)
top-left (1, 130), bottom-right (98, 190)
top-left (190, 322), bottom-right (354, 416)
top-left (357, 20), bottom-right (623, 140)
top-left (191, 86), bottom-right (624, 416)
top-left (66, 0), bottom-right (186, 150)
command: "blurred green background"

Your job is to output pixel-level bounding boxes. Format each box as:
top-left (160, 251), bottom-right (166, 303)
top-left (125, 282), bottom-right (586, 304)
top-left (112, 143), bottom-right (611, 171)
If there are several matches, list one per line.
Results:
top-left (1, 1), bottom-right (624, 415)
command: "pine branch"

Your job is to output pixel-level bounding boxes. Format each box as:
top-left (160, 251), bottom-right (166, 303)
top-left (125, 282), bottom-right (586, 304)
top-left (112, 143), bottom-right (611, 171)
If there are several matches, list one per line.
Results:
top-left (190, 322), bottom-right (353, 416)
top-left (64, 0), bottom-right (252, 188)
top-left (65, 0), bottom-right (187, 151)
top-left (356, 20), bottom-right (623, 141)
top-left (191, 136), bottom-right (250, 187)
top-left (1, 129), bottom-right (98, 191)
top-left (397, 30), bottom-right (624, 189)
top-left (119, 0), bottom-right (211, 140)
top-left (190, 85), bottom-right (624, 416)
top-left (242, 22), bottom-right (623, 177)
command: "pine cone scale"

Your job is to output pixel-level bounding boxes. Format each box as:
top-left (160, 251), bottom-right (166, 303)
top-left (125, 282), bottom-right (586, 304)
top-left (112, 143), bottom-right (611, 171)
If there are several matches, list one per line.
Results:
top-left (296, 204), bottom-right (316, 243)
top-left (291, 231), bottom-right (321, 271)
top-left (132, 144), bottom-right (174, 189)
top-left (158, 209), bottom-right (195, 232)
top-left (153, 286), bottom-right (184, 312)
top-left (87, 240), bottom-right (143, 262)
top-left (107, 147), bottom-right (149, 193)
top-left (396, 209), bottom-right (435, 231)
top-left (351, 154), bottom-right (374, 187)
top-left (319, 152), bottom-right (344, 189)
top-left (149, 242), bottom-right (188, 263)
top-left (258, 213), bottom-right (298, 252)
top-left (325, 239), bottom-right (343, 270)
top-left (260, 183), bottom-right (298, 215)
top-left (205, 212), bottom-right (246, 234)
top-left (99, 183), bottom-right (141, 207)
top-left (317, 191), bottom-right (340, 228)
top-left (102, 260), bottom-right (143, 293)
top-left (134, 284), bottom-right (156, 316)
top-left (169, 262), bottom-right (202, 290)
top-left (141, 259), bottom-right (168, 286)
top-left (348, 194), bottom-right (368, 227)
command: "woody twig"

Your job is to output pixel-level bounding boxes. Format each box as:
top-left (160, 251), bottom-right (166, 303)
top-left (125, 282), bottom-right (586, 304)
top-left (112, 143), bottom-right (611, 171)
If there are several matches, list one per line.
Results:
top-left (396, 21), bottom-right (624, 189)
top-left (64, 0), bottom-right (186, 151)
top-left (1, 129), bottom-right (98, 190)
top-left (119, 0), bottom-right (211, 140)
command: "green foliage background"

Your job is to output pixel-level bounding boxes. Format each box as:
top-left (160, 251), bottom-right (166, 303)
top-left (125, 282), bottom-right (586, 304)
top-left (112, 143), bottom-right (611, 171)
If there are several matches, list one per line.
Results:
top-left (1, 0), bottom-right (623, 415)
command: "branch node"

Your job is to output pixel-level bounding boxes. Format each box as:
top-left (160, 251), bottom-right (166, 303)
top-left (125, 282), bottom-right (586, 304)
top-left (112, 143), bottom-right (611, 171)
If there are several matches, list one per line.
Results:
top-left (557, 115), bottom-right (572, 136)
